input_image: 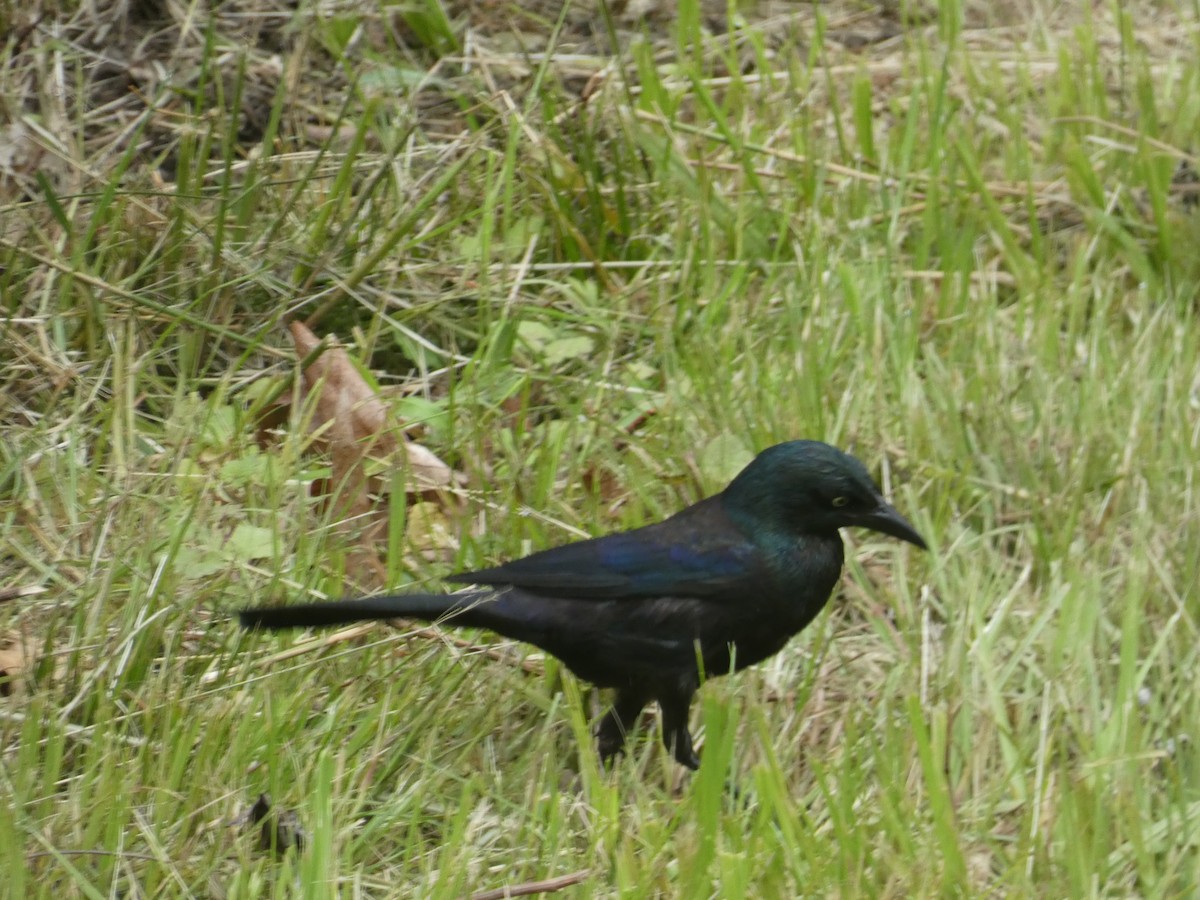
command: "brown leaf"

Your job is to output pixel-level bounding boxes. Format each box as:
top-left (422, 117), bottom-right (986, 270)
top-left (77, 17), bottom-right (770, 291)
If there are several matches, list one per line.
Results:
top-left (0, 634), bottom-right (37, 698)
top-left (286, 322), bottom-right (464, 590)
top-left (404, 501), bottom-right (459, 564)
top-left (291, 320), bottom-right (392, 457)
top-left (0, 584), bottom-right (46, 604)
top-left (289, 321), bottom-right (457, 494)
top-left (401, 438), bottom-right (459, 492)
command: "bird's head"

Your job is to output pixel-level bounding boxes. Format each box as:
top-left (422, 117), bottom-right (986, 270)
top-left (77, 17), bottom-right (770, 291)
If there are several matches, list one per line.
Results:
top-left (721, 440), bottom-right (927, 549)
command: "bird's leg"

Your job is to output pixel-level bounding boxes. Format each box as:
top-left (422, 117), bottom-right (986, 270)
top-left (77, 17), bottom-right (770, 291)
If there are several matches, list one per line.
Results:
top-left (658, 687), bottom-right (700, 770)
top-left (597, 689), bottom-right (650, 766)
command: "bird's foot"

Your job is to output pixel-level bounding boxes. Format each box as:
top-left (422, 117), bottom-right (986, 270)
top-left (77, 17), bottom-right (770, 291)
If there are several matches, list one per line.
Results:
top-left (667, 730), bottom-right (700, 770)
top-left (677, 748), bottom-right (701, 770)
top-left (596, 719), bottom-right (628, 768)
top-left (597, 742), bottom-right (626, 769)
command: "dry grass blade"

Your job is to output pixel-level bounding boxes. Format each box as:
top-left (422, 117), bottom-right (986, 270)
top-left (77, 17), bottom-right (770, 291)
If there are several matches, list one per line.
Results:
top-left (467, 869), bottom-right (590, 900)
top-left (2, 0), bottom-right (1199, 893)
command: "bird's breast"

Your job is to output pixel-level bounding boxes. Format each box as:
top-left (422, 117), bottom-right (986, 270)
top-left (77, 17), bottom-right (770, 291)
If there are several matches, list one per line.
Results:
top-left (764, 533), bottom-right (844, 606)
top-left (705, 533), bottom-right (844, 671)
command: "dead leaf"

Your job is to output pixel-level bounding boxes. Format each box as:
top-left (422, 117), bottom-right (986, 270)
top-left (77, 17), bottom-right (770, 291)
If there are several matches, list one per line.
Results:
top-left (284, 322), bottom-right (465, 590)
top-left (402, 439), bottom-right (460, 491)
top-left (0, 634), bottom-right (37, 698)
top-left (0, 585), bottom-right (46, 604)
top-left (290, 321), bottom-right (456, 494)
top-left (404, 501), bottom-right (459, 563)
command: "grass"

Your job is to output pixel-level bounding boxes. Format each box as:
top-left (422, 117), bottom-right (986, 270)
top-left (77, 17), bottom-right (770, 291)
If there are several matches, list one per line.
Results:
top-left (2, 0), bottom-right (1200, 895)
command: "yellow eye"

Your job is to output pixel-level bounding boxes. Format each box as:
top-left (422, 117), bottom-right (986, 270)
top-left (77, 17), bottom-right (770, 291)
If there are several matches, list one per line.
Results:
top-left (831, 496), bottom-right (849, 508)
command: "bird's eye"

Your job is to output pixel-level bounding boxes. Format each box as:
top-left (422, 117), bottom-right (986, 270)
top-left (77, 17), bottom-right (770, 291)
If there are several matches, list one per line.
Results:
top-left (831, 496), bottom-right (850, 508)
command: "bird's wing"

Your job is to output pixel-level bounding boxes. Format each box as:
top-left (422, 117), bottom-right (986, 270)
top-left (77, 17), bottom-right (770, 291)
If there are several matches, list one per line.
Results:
top-left (446, 497), bottom-right (760, 600)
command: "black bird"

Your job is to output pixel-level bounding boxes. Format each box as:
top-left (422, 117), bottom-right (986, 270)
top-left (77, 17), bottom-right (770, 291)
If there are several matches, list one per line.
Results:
top-left (240, 440), bottom-right (926, 769)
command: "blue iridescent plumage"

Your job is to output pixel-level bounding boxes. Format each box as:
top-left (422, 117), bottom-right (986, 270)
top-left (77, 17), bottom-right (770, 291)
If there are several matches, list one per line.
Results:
top-left (242, 440), bottom-right (926, 770)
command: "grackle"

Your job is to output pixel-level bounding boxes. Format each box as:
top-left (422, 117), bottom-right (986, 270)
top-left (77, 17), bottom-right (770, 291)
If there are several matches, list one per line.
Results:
top-left (240, 440), bottom-right (926, 769)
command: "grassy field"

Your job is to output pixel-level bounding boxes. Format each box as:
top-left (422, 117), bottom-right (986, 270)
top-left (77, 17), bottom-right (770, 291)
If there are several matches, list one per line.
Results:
top-left (3, 0), bottom-right (1199, 895)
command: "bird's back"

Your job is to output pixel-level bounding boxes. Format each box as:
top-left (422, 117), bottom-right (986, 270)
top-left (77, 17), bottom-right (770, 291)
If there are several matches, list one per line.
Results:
top-left (449, 496), bottom-right (764, 601)
top-left (447, 500), bottom-right (847, 687)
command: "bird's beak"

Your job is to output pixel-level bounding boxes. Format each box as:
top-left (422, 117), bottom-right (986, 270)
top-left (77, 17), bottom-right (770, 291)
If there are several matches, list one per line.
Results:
top-left (859, 501), bottom-right (927, 550)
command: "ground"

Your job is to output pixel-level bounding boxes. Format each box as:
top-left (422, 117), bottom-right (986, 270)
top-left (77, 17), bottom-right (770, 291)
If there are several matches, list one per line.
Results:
top-left (2, 0), bottom-right (1199, 896)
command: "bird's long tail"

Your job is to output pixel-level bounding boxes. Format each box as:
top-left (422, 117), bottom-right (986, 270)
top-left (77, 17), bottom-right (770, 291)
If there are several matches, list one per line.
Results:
top-left (239, 592), bottom-right (489, 631)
